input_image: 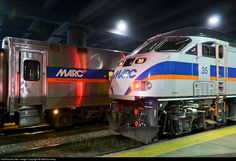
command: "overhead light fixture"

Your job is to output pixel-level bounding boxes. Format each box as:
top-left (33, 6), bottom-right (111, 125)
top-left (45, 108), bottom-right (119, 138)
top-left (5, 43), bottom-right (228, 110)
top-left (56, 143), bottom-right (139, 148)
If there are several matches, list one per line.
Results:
top-left (117, 20), bottom-right (127, 32)
top-left (109, 19), bottom-right (129, 36)
top-left (208, 14), bottom-right (221, 27)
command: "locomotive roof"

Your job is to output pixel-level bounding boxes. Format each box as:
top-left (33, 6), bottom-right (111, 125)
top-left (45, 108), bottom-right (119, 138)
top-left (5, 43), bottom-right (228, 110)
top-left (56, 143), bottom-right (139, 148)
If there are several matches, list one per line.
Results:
top-left (150, 27), bottom-right (236, 46)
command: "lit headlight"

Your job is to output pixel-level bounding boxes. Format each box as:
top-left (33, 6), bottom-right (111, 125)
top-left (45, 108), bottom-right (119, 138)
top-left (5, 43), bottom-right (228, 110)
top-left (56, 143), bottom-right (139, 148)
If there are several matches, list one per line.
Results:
top-left (118, 61), bottom-right (124, 66)
top-left (53, 109), bottom-right (59, 115)
top-left (135, 58), bottom-right (146, 64)
top-left (130, 80), bottom-right (152, 91)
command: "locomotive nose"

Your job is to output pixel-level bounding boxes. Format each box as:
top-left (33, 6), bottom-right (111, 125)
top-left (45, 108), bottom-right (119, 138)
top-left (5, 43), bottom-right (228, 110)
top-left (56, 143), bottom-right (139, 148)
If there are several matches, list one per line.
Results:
top-left (118, 57), bottom-right (146, 67)
top-left (109, 55), bottom-right (150, 100)
top-left (113, 56), bottom-right (145, 80)
top-left (110, 52), bottom-right (170, 99)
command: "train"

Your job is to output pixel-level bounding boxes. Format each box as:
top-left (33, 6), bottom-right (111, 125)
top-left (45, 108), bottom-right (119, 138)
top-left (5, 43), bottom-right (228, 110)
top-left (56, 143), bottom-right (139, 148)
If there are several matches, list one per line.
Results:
top-left (108, 27), bottom-right (236, 143)
top-left (0, 37), bottom-right (125, 129)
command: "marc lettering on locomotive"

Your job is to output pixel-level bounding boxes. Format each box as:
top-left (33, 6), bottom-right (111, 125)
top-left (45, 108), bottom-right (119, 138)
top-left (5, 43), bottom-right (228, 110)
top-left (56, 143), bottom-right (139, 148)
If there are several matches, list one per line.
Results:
top-left (113, 69), bottom-right (137, 79)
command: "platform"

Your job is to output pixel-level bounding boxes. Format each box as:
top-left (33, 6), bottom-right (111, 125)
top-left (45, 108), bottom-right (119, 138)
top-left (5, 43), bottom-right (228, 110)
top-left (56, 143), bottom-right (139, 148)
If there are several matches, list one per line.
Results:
top-left (104, 125), bottom-right (236, 157)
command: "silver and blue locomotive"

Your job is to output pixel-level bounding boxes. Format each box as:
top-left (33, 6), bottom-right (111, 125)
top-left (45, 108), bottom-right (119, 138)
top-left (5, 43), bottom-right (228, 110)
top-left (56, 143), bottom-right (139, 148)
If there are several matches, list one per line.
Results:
top-left (0, 37), bottom-right (125, 129)
top-left (109, 27), bottom-right (236, 143)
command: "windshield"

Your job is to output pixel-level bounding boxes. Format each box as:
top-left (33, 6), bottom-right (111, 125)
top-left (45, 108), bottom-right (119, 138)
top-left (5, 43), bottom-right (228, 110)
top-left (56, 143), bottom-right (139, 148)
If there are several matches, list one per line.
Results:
top-left (155, 37), bottom-right (191, 52)
top-left (129, 37), bottom-right (164, 55)
top-left (129, 36), bottom-right (191, 55)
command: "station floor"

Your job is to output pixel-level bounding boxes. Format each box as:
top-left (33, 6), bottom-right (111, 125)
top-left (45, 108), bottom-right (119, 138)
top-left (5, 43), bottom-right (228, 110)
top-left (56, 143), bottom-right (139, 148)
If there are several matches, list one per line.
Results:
top-left (104, 125), bottom-right (236, 157)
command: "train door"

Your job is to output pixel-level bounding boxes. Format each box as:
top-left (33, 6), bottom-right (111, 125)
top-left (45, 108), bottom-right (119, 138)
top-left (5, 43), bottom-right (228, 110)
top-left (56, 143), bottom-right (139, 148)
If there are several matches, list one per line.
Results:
top-left (194, 43), bottom-right (213, 96)
top-left (19, 51), bottom-right (43, 105)
top-left (215, 44), bottom-right (226, 95)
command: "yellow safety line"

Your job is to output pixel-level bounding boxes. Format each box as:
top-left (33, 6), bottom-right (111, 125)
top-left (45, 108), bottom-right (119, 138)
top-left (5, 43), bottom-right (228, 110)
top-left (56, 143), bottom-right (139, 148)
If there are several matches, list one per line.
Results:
top-left (107, 125), bottom-right (236, 157)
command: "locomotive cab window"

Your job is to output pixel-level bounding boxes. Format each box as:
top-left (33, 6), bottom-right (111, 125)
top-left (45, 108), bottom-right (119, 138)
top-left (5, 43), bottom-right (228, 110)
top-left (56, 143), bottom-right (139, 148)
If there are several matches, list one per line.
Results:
top-left (131, 37), bottom-right (164, 55)
top-left (155, 37), bottom-right (191, 52)
top-left (186, 46), bottom-right (197, 55)
top-left (24, 60), bottom-right (40, 81)
top-left (202, 42), bottom-right (216, 58)
top-left (219, 45), bottom-right (224, 59)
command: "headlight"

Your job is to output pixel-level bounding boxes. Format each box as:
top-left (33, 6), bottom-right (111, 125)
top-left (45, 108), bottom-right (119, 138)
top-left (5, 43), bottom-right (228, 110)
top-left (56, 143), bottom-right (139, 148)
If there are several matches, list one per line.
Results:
top-left (118, 61), bottom-right (124, 66)
top-left (53, 109), bottom-right (59, 115)
top-left (130, 80), bottom-right (152, 91)
top-left (135, 58), bottom-right (146, 64)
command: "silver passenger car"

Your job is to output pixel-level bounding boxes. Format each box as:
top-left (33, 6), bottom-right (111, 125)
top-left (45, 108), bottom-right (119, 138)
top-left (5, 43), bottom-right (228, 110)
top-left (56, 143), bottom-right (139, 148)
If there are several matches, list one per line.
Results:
top-left (0, 37), bottom-right (126, 127)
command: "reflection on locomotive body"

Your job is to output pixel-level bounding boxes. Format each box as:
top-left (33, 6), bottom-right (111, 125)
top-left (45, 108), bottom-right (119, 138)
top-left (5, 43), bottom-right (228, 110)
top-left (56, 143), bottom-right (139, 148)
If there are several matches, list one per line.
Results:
top-left (0, 37), bottom-right (126, 128)
top-left (109, 27), bottom-right (236, 143)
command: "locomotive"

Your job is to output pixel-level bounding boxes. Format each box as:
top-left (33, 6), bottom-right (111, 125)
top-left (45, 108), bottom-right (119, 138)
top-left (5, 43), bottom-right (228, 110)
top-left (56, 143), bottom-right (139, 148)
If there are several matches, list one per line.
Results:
top-left (0, 37), bottom-right (125, 129)
top-left (109, 27), bottom-right (236, 143)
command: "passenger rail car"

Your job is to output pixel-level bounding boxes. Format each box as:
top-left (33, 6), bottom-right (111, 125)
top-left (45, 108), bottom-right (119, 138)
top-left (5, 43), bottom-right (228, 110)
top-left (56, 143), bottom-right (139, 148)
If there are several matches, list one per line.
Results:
top-left (0, 37), bottom-right (125, 128)
top-left (109, 27), bottom-right (236, 143)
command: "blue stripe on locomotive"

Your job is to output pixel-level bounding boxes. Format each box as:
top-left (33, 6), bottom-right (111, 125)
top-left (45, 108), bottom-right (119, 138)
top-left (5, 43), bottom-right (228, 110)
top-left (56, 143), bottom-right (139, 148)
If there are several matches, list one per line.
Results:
top-left (136, 61), bottom-right (199, 80)
top-left (228, 67), bottom-right (236, 78)
top-left (210, 66), bottom-right (225, 77)
top-left (123, 61), bottom-right (236, 95)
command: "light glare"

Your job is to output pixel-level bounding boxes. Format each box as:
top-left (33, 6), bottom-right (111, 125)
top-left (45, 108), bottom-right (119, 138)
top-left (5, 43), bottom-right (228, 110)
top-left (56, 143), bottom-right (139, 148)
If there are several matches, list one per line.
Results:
top-left (117, 20), bottom-right (127, 31)
top-left (208, 15), bottom-right (221, 27)
top-left (109, 19), bottom-right (129, 36)
top-left (53, 109), bottom-right (59, 115)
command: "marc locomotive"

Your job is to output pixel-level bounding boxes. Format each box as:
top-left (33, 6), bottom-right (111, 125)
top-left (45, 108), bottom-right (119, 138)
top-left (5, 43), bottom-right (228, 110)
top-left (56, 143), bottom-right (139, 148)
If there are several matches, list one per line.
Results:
top-left (109, 27), bottom-right (236, 143)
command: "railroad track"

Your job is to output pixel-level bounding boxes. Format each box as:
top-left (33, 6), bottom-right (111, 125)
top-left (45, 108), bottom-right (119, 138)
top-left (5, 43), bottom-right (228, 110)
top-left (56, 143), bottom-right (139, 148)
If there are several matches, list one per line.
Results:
top-left (1, 121), bottom-right (236, 157)
top-left (0, 120), bottom-right (107, 136)
top-left (0, 124), bottom-right (52, 136)
top-left (6, 134), bottom-right (143, 157)
top-left (0, 121), bottom-right (143, 157)
top-left (1, 129), bottom-right (119, 156)
top-left (0, 121), bottom-right (116, 156)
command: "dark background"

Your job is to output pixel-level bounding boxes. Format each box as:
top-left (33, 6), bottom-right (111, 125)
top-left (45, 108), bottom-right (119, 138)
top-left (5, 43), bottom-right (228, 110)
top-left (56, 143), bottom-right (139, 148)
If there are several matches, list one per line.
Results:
top-left (0, 0), bottom-right (235, 51)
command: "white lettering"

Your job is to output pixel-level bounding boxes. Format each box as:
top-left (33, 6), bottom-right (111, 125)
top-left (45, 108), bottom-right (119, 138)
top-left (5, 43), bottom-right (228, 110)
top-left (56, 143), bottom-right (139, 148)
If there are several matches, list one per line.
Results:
top-left (56, 69), bottom-right (84, 78)
top-left (56, 69), bottom-right (67, 77)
